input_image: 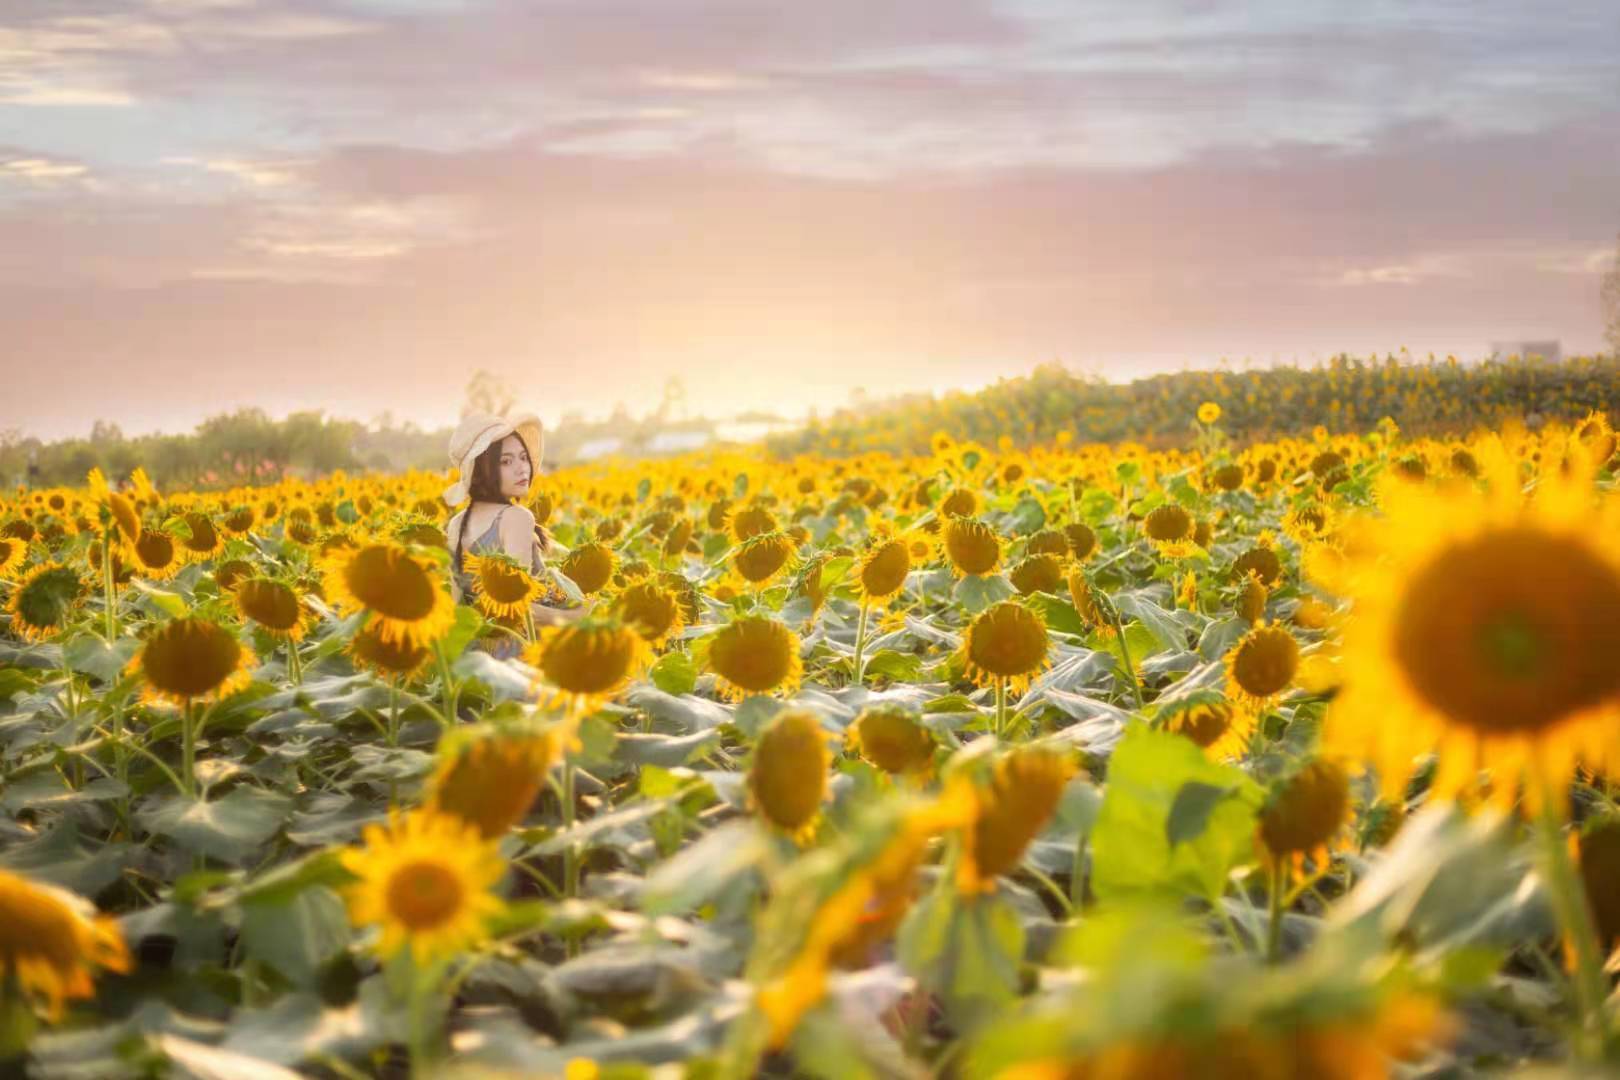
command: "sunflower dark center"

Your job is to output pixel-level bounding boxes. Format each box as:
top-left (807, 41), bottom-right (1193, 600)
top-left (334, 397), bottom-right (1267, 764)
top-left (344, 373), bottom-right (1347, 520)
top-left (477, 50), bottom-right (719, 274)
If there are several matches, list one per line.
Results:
top-left (1393, 527), bottom-right (1620, 734)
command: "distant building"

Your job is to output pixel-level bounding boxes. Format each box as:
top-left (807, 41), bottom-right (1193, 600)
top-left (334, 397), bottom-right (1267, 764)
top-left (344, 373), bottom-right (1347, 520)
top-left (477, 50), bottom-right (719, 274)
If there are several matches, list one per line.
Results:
top-left (1488, 339), bottom-right (1562, 363)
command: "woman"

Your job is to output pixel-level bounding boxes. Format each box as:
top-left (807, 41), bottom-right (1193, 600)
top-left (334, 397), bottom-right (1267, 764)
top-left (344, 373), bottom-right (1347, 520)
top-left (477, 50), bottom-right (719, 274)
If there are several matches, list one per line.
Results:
top-left (443, 412), bottom-right (580, 658)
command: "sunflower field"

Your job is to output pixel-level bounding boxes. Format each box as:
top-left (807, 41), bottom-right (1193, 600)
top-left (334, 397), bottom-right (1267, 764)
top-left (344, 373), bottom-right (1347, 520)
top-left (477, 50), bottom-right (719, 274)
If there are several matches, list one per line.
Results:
top-left (3, 402), bottom-right (1620, 1078)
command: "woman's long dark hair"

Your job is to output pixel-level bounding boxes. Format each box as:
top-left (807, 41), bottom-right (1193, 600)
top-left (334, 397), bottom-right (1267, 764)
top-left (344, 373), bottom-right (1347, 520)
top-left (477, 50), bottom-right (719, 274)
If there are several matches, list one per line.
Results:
top-left (454, 438), bottom-right (553, 565)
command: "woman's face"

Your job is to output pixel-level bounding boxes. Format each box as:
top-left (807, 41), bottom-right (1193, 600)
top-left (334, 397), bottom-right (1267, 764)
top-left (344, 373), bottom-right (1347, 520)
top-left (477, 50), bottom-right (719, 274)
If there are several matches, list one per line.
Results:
top-left (497, 434), bottom-right (532, 499)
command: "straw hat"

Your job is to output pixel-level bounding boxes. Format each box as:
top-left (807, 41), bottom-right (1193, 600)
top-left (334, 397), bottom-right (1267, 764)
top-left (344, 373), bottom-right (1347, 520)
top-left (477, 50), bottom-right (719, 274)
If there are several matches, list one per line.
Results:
top-left (442, 412), bottom-right (544, 507)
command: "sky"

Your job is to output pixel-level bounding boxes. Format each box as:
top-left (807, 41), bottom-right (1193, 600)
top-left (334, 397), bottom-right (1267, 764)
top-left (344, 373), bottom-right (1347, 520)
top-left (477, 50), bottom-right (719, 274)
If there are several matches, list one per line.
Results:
top-left (2, 0), bottom-right (1617, 441)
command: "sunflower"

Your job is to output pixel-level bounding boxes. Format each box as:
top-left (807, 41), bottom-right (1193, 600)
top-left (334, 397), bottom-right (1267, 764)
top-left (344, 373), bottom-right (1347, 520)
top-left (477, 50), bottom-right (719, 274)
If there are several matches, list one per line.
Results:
top-left (1282, 502), bottom-right (1334, 546)
top-left (856, 536), bottom-right (911, 603)
top-left (1143, 504), bottom-right (1198, 557)
top-left (1065, 522), bottom-right (1098, 562)
top-left (233, 577), bottom-right (310, 641)
top-left (131, 529), bottom-right (182, 580)
top-left (846, 705), bottom-right (935, 775)
top-left (348, 621), bottom-right (433, 680)
top-left (525, 616), bottom-right (650, 714)
top-left (943, 516), bottom-right (1001, 577)
top-left (1231, 543), bottom-right (1282, 587)
top-left (1209, 462), bottom-right (1245, 492)
top-left (1067, 568), bottom-right (1118, 638)
top-left (609, 579), bottom-right (685, 649)
top-left (5, 563), bottom-right (85, 643)
top-left (730, 505), bottom-right (778, 543)
top-left (426, 724), bottom-right (557, 839)
top-left (87, 468), bottom-right (140, 550)
top-left (323, 541), bottom-right (456, 650)
top-left (1235, 572), bottom-right (1268, 624)
top-left (959, 601), bottom-right (1051, 696)
top-left (130, 617), bottom-right (255, 704)
top-left (560, 541), bottom-right (616, 595)
top-left (1258, 757), bottom-right (1353, 869)
top-left (0, 869), bottom-right (130, 1021)
top-left (1009, 553), bottom-right (1065, 596)
top-left (733, 530), bottom-right (797, 587)
top-left (939, 488), bottom-right (978, 518)
top-left (755, 784), bottom-right (977, 1049)
top-left (1224, 623), bottom-right (1299, 714)
top-left (1198, 401), bottom-right (1222, 424)
top-left (749, 708), bottom-right (831, 842)
top-left (958, 746), bottom-right (1075, 893)
top-left (178, 511), bottom-right (224, 562)
top-left (1161, 698), bottom-right (1252, 760)
top-left (340, 808), bottom-right (506, 967)
top-left (462, 551), bottom-right (542, 621)
top-left (221, 505), bottom-right (257, 536)
top-left (0, 536), bottom-right (27, 578)
top-left (1313, 440), bottom-right (1620, 810)
top-left (706, 615), bottom-right (803, 701)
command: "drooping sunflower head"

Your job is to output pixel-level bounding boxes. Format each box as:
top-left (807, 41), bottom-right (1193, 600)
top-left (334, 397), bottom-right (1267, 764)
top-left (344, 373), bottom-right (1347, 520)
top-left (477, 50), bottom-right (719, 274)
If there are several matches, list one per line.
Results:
top-left (323, 541), bottom-right (455, 650)
top-left (5, 563), bottom-right (86, 643)
top-left (1235, 572), bottom-right (1268, 624)
top-left (729, 505), bottom-right (778, 543)
top-left (847, 705), bottom-right (935, 775)
top-left (1224, 623), bottom-right (1300, 714)
top-left (1231, 543), bottom-right (1283, 587)
top-left (1282, 501), bottom-right (1334, 546)
top-left (733, 530), bottom-right (797, 586)
top-left (1009, 552), bottom-right (1065, 596)
top-left (1314, 447), bottom-right (1620, 811)
top-left (1026, 529), bottom-right (1070, 558)
top-left (0, 536), bottom-right (26, 578)
top-left (1161, 698), bottom-right (1251, 760)
top-left (525, 615), bottom-right (650, 713)
top-left (959, 746), bottom-right (1075, 892)
top-left (131, 616), bottom-right (256, 704)
top-left (0, 869), bottom-right (130, 1021)
top-left (233, 577), bottom-right (309, 641)
top-left (943, 516), bottom-right (1001, 577)
top-left (1067, 567), bottom-right (1118, 638)
top-left (462, 550), bottom-right (541, 620)
top-left (749, 708), bottom-right (831, 842)
top-left (1259, 757), bottom-right (1353, 865)
top-left (179, 511), bottom-right (224, 561)
top-left (611, 579), bottom-right (686, 648)
top-left (560, 541), bottom-right (616, 595)
top-left (1065, 522), bottom-right (1098, 562)
top-left (426, 723), bottom-right (557, 839)
top-left (1209, 462), bottom-right (1245, 492)
top-left (340, 807), bottom-right (506, 967)
top-left (348, 621), bottom-right (433, 681)
top-left (960, 600), bottom-right (1051, 695)
top-left (1143, 503), bottom-right (1197, 556)
top-left (856, 536), bottom-right (911, 603)
top-left (706, 614), bottom-right (803, 701)
top-left (939, 487), bottom-right (979, 519)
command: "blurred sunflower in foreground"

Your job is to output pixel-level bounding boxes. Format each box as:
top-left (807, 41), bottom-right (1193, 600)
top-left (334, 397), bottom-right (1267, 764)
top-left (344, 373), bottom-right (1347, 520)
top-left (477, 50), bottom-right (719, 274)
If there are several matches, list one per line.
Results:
top-left (0, 869), bottom-right (130, 1023)
top-left (341, 808), bottom-right (506, 967)
top-left (1313, 438), bottom-right (1620, 811)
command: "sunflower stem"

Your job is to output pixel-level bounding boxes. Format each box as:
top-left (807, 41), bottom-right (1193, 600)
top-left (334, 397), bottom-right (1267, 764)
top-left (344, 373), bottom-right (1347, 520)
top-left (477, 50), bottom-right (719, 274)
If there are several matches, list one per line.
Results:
top-left (387, 679), bottom-right (400, 749)
top-left (1265, 860), bottom-right (1286, 963)
top-left (994, 677), bottom-right (1008, 738)
top-left (181, 698), bottom-right (197, 799)
top-left (434, 641), bottom-right (461, 724)
top-left (1531, 764), bottom-right (1610, 1060)
top-left (285, 638), bottom-right (302, 686)
top-left (1105, 601), bottom-right (1145, 711)
top-left (100, 528), bottom-right (118, 643)
top-left (853, 602), bottom-right (871, 686)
